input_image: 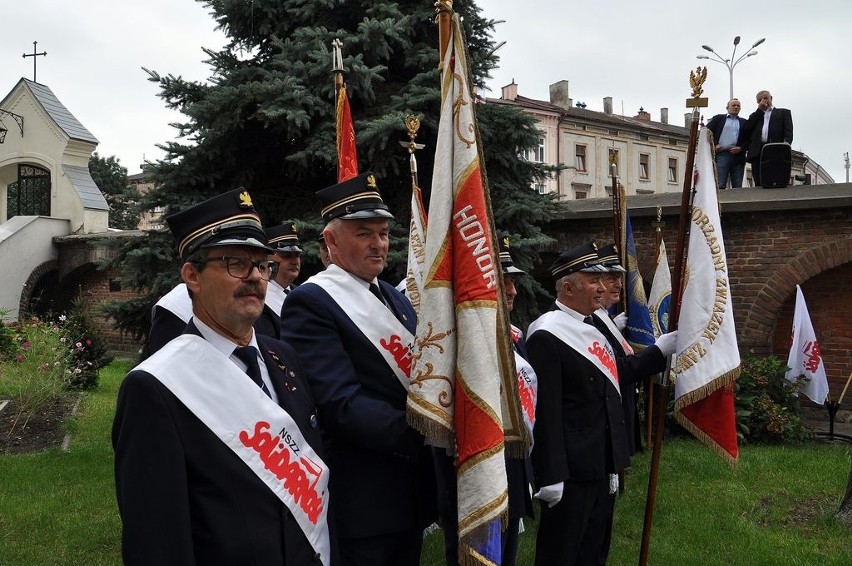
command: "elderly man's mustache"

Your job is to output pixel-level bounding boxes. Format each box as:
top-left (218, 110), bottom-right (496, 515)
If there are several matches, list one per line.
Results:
top-left (235, 282), bottom-right (265, 299)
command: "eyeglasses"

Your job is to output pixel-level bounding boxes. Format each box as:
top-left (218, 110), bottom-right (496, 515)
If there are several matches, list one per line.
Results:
top-left (197, 256), bottom-right (279, 281)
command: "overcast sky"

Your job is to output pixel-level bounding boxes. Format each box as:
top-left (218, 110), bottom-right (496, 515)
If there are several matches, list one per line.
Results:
top-left (3, 0), bottom-right (850, 182)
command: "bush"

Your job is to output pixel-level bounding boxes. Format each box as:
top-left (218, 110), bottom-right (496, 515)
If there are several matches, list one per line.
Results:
top-left (734, 355), bottom-right (810, 444)
top-left (62, 296), bottom-right (113, 390)
top-left (0, 316), bottom-right (70, 432)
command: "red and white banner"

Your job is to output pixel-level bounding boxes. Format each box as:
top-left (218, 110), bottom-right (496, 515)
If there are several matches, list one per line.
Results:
top-left (406, 14), bottom-right (524, 563)
top-left (785, 285), bottom-right (829, 404)
top-left (673, 127), bottom-right (739, 465)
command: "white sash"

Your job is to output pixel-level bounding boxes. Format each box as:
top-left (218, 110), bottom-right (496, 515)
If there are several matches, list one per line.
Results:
top-left (511, 325), bottom-right (537, 451)
top-left (137, 335), bottom-right (331, 565)
top-left (594, 308), bottom-right (634, 356)
top-left (528, 311), bottom-right (620, 396)
top-left (304, 264), bottom-right (414, 390)
top-left (155, 283), bottom-right (193, 323)
top-left (265, 280), bottom-right (287, 316)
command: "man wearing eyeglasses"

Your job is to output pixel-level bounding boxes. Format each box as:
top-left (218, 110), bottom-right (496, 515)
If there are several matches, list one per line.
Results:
top-left (113, 188), bottom-right (335, 565)
top-left (280, 173), bottom-right (436, 566)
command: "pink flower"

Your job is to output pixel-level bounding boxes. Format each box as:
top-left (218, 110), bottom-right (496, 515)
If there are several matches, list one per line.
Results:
top-left (39, 363), bottom-right (49, 371)
top-left (86, 339), bottom-right (92, 346)
top-left (15, 354), bottom-right (24, 362)
top-left (75, 342), bottom-right (83, 349)
top-left (22, 341), bottom-right (32, 351)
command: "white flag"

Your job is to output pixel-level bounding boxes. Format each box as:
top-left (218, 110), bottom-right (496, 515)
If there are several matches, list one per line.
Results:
top-left (648, 239), bottom-right (671, 338)
top-left (672, 127), bottom-right (739, 464)
top-left (785, 285), bottom-right (829, 404)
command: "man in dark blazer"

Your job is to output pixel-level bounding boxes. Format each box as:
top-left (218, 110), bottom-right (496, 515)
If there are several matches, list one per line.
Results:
top-left (280, 172), bottom-right (436, 566)
top-left (744, 90), bottom-right (794, 187)
top-left (593, 243), bottom-right (677, 458)
top-left (113, 188), bottom-right (334, 565)
top-left (526, 242), bottom-right (628, 566)
top-left (706, 99), bottom-right (749, 189)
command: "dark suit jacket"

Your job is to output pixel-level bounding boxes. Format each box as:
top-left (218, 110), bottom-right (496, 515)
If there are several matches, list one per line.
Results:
top-left (706, 113), bottom-right (749, 164)
top-left (279, 279), bottom-right (436, 540)
top-left (148, 301), bottom-right (282, 355)
top-left (744, 107), bottom-right (794, 161)
top-left (590, 314), bottom-right (666, 456)
top-left (112, 322), bottom-right (331, 565)
top-left (527, 320), bottom-right (630, 487)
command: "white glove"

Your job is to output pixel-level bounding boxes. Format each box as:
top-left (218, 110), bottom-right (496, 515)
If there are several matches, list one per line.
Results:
top-left (534, 482), bottom-right (564, 508)
top-left (609, 473), bottom-right (619, 495)
top-left (613, 312), bottom-right (627, 331)
top-left (655, 330), bottom-right (678, 357)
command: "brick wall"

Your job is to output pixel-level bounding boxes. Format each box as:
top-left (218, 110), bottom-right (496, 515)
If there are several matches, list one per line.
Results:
top-left (544, 201), bottom-right (852, 410)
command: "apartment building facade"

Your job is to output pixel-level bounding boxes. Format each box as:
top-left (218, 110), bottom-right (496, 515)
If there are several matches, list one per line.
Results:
top-left (490, 80), bottom-right (833, 200)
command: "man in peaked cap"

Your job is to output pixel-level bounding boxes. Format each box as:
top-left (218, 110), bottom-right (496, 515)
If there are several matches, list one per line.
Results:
top-left (592, 244), bottom-right (677, 459)
top-left (265, 221), bottom-right (303, 316)
top-left (280, 172), bottom-right (436, 566)
top-left (526, 241), bottom-right (628, 566)
top-left (113, 188), bottom-right (334, 565)
top-left (147, 192), bottom-right (284, 354)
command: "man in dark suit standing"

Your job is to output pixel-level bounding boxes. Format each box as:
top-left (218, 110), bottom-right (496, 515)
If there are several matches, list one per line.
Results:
top-left (113, 188), bottom-right (333, 565)
top-left (706, 99), bottom-right (749, 189)
top-left (526, 242), bottom-right (628, 566)
top-left (280, 172), bottom-right (436, 566)
top-left (745, 90), bottom-right (794, 187)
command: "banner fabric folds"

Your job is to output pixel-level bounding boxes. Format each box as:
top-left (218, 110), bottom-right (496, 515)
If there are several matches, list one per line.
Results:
top-left (624, 212), bottom-right (655, 349)
top-left (672, 127), bottom-right (740, 465)
top-left (336, 85), bottom-right (358, 182)
top-left (406, 13), bottom-right (527, 565)
top-left (648, 239), bottom-right (672, 338)
top-left (785, 285), bottom-right (829, 404)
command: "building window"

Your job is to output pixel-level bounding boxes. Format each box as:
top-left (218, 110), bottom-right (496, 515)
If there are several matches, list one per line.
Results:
top-left (667, 158), bottom-right (678, 182)
top-left (572, 183), bottom-right (591, 200)
top-left (575, 144), bottom-right (587, 171)
top-left (639, 154), bottom-right (650, 180)
top-left (523, 136), bottom-right (546, 163)
top-left (534, 183), bottom-right (546, 194)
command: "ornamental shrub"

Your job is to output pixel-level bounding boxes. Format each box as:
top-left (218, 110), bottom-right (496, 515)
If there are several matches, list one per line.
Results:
top-left (0, 316), bottom-right (70, 432)
top-left (62, 296), bottom-right (112, 390)
top-left (734, 355), bottom-right (810, 444)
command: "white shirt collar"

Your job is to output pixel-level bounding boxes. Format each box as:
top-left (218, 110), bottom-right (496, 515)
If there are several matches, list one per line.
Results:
top-left (554, 300), bottom-right (585, 321)
top-left (192, 316), bottom-right (259, 356)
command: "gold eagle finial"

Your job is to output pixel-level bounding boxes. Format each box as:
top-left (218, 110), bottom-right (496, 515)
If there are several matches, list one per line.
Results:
top-left (238, 190), bottom-right (253, 207)
top-left (690, 66), bottom-right (708, 98)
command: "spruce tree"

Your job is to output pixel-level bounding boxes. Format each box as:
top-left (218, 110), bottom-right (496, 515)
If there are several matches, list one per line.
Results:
top-left (88, 153), bottom-right (141, 230)
top-left (104, 0), bottom-right (556, 344)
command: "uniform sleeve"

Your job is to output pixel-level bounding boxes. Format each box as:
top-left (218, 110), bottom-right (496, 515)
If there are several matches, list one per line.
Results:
top-left (526, 330), bottom-right (570, 487)
top-left (617, 345), bottom-right (666, 386)
top-left (112, 371), bottom-right (195, 566)
top-left (280, 288), bottom-right (424, 460)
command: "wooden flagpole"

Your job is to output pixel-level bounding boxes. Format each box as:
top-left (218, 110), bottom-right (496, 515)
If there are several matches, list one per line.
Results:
top-left (638, 67), bottom-right (708, 566)
top-left (436, 1), bottom-right (453, 63)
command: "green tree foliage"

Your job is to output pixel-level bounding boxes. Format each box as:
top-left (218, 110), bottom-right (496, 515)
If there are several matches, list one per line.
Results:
top-left (88, 153), bottom-right (141, 230)
top-left (104, 0), bottom-right (556, 343)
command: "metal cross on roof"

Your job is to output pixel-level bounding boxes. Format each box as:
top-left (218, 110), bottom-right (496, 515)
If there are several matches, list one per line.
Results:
top-left (22, 41), bottom-right (47, 83)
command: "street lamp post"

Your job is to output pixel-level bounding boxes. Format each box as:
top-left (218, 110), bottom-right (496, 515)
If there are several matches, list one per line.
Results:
top-left (696, 36), bottom-right (765, 101)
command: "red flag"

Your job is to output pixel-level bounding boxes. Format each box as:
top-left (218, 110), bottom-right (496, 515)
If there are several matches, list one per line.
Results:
top-left (336, 85), bottom-right (358, 182)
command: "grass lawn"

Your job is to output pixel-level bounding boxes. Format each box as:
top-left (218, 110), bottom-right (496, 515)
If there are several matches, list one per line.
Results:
top-left (2, 360), bottom-right (850, 565)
